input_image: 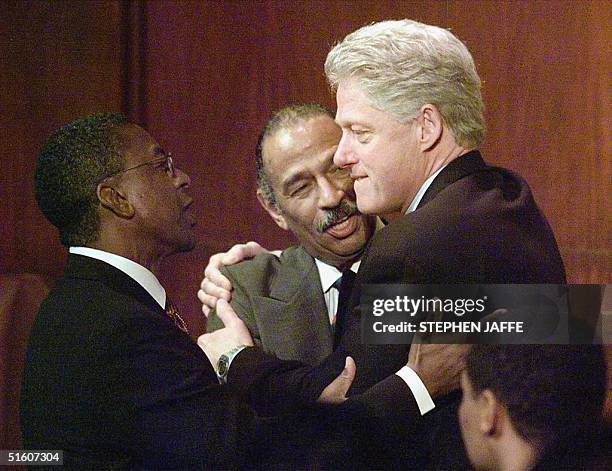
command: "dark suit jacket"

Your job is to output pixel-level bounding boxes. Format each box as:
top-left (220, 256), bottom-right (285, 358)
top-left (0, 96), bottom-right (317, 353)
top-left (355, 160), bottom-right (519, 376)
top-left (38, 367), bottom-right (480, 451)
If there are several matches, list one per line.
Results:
top-left (207, 246), bottom-right (333, 366)
top-left (20, 254), bottom-right (413, 470)
top-left (20, 254), bottom-right (268, 469)
top-left (344, 151), bottom-right (566, 393)
top-left (230, 151), bottom-right (567, 469)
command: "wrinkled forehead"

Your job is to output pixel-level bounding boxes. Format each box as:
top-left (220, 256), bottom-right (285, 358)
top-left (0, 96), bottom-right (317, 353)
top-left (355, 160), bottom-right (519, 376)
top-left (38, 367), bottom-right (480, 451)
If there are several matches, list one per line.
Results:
top-left (263, 116), bottom-right (340, 177)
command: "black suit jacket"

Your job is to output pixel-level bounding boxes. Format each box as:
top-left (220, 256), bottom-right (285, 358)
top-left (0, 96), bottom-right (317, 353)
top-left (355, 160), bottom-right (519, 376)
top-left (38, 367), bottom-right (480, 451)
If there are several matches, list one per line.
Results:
top-left (20, 255), bottom-right (412, 469)
top-left (20, 254), bottom-right (268, 469)
top-left (344, 151), bottom-right (566, 393)
top-left (231, 151), bottom-right (567, 469)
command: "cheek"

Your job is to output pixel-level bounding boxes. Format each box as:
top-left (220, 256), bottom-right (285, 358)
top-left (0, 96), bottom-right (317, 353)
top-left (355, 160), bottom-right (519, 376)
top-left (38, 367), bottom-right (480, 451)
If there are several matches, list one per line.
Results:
top-left (458, 396), bottom-right (475, 436)
top-left (281, 201), bottom-right (318, 232)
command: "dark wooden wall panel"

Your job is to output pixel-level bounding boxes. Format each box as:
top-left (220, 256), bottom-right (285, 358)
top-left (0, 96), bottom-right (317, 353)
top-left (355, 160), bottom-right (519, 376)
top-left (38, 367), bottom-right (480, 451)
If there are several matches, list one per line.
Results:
top-left (0, 0), bottom-right (125, 279)
top-left (1, 0), bottom-right (609, 335)
top-left (144, 0), bottom-right (610, 328)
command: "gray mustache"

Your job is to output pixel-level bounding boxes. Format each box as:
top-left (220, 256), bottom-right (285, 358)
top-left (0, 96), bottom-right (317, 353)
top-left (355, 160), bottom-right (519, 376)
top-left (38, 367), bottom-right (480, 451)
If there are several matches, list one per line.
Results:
top-left (316, 200), bottom-right (359, 233)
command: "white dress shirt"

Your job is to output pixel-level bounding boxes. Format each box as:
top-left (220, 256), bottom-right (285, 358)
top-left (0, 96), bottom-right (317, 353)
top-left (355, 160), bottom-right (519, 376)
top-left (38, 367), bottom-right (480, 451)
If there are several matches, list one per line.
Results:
top-left (405, 165), bottom-right (447, 214)
top-left (314, 258), bottom-right (361, 325)
top-left (69, 246), bottom-right (166, 309)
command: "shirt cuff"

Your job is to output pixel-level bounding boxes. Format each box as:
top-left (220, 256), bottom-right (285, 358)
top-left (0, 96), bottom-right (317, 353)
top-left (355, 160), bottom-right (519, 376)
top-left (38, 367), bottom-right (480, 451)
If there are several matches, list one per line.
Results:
top-left (395, 365), bottom-right (436, 415)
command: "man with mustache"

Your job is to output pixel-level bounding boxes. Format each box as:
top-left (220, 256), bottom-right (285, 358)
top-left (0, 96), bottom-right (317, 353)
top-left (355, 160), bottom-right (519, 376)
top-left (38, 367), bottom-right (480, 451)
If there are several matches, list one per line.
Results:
top-left (202, 104), bottom-right (466, 468)
top-left (199, 19), bottom-right (566, 469)
top-left (204, 104), bottom-right (379, 366)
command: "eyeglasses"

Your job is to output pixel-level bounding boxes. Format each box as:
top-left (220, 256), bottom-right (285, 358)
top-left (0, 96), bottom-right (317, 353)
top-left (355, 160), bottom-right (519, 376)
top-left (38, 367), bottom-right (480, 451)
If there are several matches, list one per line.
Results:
top-left (99, 152), bottom-right (175, 183)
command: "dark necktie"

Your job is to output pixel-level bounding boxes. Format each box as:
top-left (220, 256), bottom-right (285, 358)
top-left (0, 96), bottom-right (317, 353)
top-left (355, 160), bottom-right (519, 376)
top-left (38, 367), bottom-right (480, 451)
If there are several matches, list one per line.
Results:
top-left (165, 297), bottom-right (189, 334)
top-left (332, 270), bottom-right (356, 349)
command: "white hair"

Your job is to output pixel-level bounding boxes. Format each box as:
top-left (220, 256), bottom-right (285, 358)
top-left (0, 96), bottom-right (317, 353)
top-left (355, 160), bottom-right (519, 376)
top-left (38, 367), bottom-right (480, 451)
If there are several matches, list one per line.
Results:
top-left (325, 19), bottom-right (485, 148)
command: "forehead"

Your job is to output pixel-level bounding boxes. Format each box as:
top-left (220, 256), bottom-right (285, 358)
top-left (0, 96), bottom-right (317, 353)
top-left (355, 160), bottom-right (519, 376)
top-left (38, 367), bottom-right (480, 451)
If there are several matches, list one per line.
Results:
top-left (263, 115), bottom-right (341, 183)
top-left (114, 123), bottom-right (161, 165)
top-left (335, 79), bottom-right (391, 128)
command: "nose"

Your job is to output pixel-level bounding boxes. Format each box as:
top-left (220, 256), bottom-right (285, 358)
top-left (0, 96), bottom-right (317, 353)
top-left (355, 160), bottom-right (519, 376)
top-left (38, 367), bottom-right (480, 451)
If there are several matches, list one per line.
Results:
top-left (317, 176), bottom-right (345, 209)
top-left (333, 131), bottom-right (358, 169)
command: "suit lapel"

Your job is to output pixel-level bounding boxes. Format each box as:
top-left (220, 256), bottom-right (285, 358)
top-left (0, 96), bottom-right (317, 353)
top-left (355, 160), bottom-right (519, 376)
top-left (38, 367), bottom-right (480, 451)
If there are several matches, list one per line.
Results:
top-left (252, 246), bottom-right (333, 364)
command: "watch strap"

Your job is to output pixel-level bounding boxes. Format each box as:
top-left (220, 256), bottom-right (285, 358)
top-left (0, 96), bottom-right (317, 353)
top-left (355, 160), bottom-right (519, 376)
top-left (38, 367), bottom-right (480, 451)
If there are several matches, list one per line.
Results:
top-left (217, 345), bottom-right (248, 384)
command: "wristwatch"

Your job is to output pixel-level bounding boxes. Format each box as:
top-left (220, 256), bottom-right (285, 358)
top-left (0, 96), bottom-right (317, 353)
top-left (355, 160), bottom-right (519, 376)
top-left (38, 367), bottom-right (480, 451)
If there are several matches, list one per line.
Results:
top-left (217, 345), bottom-right (248, 384)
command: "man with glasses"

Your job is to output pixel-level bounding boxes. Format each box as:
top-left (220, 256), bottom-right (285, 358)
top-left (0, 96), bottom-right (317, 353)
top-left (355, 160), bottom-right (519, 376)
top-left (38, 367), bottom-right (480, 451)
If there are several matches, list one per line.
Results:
top-left (22, 112), bottom-right (441, 469)
top-left (22, 113), bottom-right (316, 468)
top-left (22, 113), bottom-right (229, 468)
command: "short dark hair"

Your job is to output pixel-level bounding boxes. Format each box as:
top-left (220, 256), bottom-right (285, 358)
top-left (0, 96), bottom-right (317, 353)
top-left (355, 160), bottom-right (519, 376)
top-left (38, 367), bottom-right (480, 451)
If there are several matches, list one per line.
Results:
top-left (255, 104), bottom-right (334, 208)
top-left (34, 112), bottom-right (128, 246)
top-left (466, 345), bottom-right (606, 449)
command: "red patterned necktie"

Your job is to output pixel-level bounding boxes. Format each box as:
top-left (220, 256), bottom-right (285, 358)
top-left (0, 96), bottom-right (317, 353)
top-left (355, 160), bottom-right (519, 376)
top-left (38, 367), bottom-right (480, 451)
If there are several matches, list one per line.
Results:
top-left (165, 297), bottom-right (189, 334)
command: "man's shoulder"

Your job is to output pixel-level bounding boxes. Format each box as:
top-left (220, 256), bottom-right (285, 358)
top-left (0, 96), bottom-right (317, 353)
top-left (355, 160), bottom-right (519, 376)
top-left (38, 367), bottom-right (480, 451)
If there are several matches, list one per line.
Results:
top-left (378, 163), bottom-right (533, 238)
top-left (38, 272), bottom-right (160, 337)
top-left (223, 245), bottom-right (315, 284)
top-left (360, 161), bottom-right (563, 283)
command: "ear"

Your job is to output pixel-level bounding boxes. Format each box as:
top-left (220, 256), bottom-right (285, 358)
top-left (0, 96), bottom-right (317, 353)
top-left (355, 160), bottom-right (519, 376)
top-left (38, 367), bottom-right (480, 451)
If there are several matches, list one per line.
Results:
top-left (478, 389), bottom-right (500, 436)
top-left (256, 190), bottom-right (288, 231)
top-left (97, 182), bottom-right (135, 218)
top-left (417, 104), bottom-right (443, 152)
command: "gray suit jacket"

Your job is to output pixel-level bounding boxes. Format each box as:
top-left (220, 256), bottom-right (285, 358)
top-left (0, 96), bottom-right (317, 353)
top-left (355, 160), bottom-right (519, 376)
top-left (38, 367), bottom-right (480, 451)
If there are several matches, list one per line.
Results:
top-left (206, 246), bottom-right (334, 366)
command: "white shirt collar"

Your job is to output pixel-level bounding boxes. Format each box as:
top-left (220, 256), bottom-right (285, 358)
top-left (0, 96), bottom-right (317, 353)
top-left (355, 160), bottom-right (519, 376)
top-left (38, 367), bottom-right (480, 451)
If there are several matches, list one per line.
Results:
top-left (405, 165), bottom-right (447, 214)
top-left (69, 247), bottom-right (166, 309)
top-left (314, 258), bottom-right (361, 293)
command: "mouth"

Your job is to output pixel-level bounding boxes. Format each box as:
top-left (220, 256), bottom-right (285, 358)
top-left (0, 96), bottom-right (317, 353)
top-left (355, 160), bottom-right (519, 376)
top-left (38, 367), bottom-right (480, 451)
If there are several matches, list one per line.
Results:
top-left (353, 175), bottom-right (369, 192)
top-left (325, 214), bottom-right (359, 239)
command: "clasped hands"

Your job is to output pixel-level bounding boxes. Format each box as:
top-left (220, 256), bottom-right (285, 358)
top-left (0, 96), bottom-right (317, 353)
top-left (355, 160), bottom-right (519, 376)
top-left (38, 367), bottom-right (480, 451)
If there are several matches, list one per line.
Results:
top-left (197, 242), bottom-right (467, 404)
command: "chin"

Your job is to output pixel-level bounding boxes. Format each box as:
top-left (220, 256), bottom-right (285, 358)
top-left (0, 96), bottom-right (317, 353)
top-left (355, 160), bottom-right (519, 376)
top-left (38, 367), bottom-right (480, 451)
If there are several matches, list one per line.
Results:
top-left (335, 233), bottom-right (369, 258)
top-left (356, 198), bottom-right (386, 216)
top-left (357, 191), bottom-right (403, 216)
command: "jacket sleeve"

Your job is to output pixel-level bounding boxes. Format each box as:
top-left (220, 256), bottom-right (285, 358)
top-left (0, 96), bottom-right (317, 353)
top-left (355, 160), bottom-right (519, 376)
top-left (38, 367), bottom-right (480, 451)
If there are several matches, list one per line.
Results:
top-left (107, 311), bottom-right (270, 469)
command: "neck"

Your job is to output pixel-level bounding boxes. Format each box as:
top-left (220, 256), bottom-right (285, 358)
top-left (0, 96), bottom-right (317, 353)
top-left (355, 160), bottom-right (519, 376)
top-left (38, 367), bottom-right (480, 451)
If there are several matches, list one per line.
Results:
top-left (334, 257), bottom-right (360, 272)
top-left (400, 142), bottom-right (473, 214)
top-left (317, 249), bottom-right (363, 272)
top-left (495, 435), bottom-right (540, 471)
top-left (88, 228), bottom-right (166, 273)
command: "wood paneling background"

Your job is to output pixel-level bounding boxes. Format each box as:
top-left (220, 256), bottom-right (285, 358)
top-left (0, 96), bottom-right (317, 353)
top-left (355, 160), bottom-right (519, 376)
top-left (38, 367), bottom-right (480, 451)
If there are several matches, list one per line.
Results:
top-left (1, 0), bottom-right (125, 280)
top-left (1, 0), bottom-right (610, 335)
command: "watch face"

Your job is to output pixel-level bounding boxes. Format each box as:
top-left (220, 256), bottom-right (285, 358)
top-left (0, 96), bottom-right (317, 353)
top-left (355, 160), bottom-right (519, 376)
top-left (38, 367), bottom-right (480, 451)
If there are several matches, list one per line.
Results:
top-left (218, 355), bottom-right (229, 376)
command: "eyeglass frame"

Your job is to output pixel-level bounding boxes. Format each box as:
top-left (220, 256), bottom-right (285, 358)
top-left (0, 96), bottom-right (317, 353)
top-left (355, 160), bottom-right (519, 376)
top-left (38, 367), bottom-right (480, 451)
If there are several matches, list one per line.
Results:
top-left (97, 152), bottom-right (175, 184)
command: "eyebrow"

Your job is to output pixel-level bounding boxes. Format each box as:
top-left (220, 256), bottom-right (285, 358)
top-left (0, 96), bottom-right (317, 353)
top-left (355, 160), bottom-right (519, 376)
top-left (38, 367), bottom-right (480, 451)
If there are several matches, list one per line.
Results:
top-left (335, 116), bottom-right (371, 129)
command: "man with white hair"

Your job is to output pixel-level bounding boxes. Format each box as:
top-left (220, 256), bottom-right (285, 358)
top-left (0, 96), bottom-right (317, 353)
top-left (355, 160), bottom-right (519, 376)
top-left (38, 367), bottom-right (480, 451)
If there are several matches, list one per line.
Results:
top-left (199, 20), bottom-right (566, 468)
top-left (323, 18), bottom-right (565, 390)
